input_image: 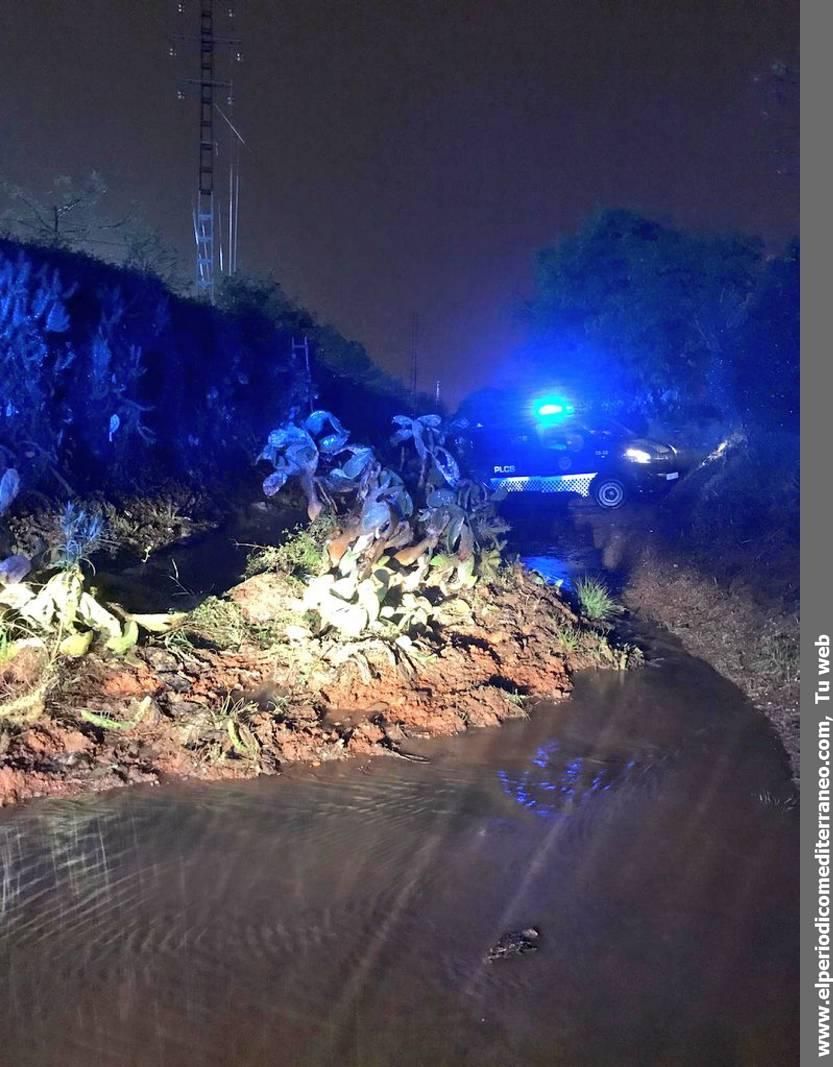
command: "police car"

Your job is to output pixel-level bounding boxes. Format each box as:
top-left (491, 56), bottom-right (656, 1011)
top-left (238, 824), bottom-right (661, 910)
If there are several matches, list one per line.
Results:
top-left (471, 398), bottom-right (681, 509)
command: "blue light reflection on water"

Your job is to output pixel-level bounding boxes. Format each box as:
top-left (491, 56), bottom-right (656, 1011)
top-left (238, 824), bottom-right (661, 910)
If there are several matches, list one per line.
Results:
top-left (497, 741), bottom-right (630, 820)
top-left (521, 555), bottom-right (572, 590)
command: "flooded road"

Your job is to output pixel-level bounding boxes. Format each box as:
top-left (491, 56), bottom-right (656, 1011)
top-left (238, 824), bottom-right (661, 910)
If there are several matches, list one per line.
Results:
top-left (0, 622), bottom-right (798, 1066)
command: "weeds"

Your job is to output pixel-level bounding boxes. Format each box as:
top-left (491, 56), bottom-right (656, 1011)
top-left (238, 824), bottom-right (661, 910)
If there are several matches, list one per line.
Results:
top-left (620, 642), bottom-right (644, 669)
top-left (161, 625), bottom-right (196, 655)
top-left (180, 696), bottom-right (262, 767)
top-left (55, 504), bottom-right (105, 569)
top-left (244, 514), bottom-right (334, 580)
top-left (181, 596), bottom-right (248, 650)
top-left (102, 493), bottom-right (200, 558)
top-left (576, 629), bottom-right (641, 670)
top-left (553, 623), bottom-right (581, 652)
top-left (575, 576), bottom-right (622, 625)
top-left (503, 689), bottom-right (530, 712)
top-left (749, 627), bottom-right (800, 687)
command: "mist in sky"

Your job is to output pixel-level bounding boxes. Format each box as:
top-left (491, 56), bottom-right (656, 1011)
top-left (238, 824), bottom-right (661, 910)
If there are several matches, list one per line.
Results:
top-left (1, 0), bottom-right (798, 404)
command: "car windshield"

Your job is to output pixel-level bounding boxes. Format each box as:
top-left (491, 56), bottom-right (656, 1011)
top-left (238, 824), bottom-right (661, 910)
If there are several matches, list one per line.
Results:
top-left (569, 418), bottom-right (635, 437)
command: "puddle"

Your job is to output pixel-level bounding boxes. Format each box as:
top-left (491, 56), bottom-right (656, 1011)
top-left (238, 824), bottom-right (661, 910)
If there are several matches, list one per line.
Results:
top-left (0, 625), bottom-right (798, 1065)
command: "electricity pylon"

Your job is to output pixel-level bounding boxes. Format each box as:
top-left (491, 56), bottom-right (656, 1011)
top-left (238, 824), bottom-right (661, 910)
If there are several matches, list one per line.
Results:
top-left (171, 1), bottom-right (242, 301)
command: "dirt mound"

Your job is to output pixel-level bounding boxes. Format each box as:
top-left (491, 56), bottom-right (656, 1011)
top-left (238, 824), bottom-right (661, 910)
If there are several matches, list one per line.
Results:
top-left (1, 566), bottom-right (633, 807)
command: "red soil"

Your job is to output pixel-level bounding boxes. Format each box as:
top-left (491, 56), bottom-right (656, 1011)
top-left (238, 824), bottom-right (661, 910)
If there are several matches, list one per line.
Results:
top-left (0, 571), bottom-right (606, 807)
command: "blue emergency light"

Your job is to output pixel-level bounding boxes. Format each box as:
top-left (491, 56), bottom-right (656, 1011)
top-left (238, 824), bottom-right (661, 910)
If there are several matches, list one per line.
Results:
top-left (533, 396), bottom-right (575, 422)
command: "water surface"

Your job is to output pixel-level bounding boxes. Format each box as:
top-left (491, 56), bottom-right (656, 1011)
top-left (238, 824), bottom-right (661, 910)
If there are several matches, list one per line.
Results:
top-left (0, 629), bottom-right (798, 1066)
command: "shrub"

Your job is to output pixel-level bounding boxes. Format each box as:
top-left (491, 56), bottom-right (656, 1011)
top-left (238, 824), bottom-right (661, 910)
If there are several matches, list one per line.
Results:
top-left (181, 596), bottom-right (247, 650)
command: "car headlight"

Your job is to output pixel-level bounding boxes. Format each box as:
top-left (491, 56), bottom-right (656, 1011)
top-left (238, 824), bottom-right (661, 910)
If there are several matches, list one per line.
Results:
top-left (624, 447), bottom-right (652, 464)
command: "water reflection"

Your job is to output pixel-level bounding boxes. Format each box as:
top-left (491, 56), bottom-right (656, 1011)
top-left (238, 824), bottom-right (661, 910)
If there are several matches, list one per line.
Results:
top-left (497, 740), bottom-right (650, 819)
top-left (521, 554), bottom-right (572, 589)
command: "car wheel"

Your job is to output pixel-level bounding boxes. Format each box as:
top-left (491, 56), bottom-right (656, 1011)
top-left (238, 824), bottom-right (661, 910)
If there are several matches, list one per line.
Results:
top-left (591, 475), bottom-right (627, 509)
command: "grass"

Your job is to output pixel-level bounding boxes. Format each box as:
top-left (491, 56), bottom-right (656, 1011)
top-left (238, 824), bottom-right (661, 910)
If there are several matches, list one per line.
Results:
top-left (553, 616), bottom-right (640, 670)
top-left (244, 515), bottom-right (335, 580)
top-left (181, 596), bottom-right (248, 649)
top-left (749, 626), bottom-right (800, 687)
top-left (575, 576), bottom-right (622, 625)
top-left (178, 695), bottom-right (263, 767)
top-left (502, 688), bottom-right (531, 717)
top-left (553, 622), bottom-right (581, 652)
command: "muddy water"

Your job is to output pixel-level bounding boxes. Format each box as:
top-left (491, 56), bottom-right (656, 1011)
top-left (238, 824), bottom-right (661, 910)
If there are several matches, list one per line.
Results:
top-left (0, 630), bottom-right (797, 1066)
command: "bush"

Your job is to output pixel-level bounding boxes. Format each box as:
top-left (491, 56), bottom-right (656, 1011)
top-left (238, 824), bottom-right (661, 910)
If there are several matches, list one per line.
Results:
top-left (526, 210), bottom-right (797, 428)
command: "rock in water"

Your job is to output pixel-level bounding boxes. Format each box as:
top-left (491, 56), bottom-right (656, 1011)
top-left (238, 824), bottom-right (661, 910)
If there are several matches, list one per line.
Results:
top-left (486, 927), bottom-right (541, 962)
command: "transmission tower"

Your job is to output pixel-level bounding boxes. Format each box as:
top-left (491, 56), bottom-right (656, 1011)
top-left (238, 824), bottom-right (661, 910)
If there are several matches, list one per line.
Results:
top-left (171, 1), bottom-right (242, 301)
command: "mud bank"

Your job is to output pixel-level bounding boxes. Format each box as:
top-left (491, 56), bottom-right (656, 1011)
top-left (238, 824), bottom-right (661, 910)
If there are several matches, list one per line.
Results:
top-left (622, 553), bottom-right (799, 780)
top-left (1, 566), bottom-right (631, 807)
top-left (571, 506), bottom-right (800, 782)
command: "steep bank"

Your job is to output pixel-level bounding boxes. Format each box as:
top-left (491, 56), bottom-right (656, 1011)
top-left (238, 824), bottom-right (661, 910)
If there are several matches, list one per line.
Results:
top-left (0, 238), bottom-right (419, 502)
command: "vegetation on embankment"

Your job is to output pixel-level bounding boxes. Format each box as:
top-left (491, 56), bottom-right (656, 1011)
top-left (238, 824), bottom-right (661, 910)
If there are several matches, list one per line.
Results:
top-left (1, 408), bottom-right (639, 807)
top-left (0, 236), bottom-right (430, 502)
top-left (0, 553), bottom-right (632, 807)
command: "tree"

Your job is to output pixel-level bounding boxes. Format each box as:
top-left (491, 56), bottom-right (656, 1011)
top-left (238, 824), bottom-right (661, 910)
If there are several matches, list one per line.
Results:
top-left (0, 172), bottom-right (126, 251)
top-left (733, 241), bottom-right (799, 431)
top-left (527, 210), bottom-right (766, 422)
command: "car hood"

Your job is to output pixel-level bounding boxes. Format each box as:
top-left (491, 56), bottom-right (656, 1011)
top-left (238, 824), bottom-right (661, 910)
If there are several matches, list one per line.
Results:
top-left (625, 437), bottom-right (676, 460)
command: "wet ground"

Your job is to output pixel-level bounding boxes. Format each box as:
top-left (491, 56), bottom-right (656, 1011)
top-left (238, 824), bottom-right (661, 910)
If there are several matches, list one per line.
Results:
top-left (0, 620), bottom-right (798, 1065)
top-left (505, 495), bottom-right (653, 594)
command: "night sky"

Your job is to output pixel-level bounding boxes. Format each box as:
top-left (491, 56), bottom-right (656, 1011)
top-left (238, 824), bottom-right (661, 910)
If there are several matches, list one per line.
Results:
top-left (2, 0), bottom-right (798, 405)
